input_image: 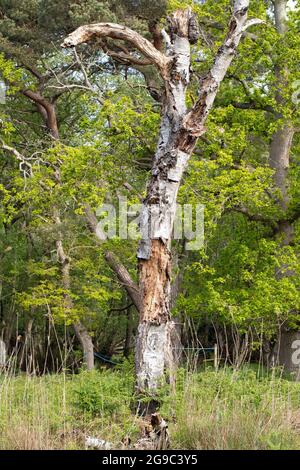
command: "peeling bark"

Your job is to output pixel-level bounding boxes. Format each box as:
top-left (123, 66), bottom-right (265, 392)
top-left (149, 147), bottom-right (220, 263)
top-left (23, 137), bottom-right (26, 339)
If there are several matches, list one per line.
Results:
top-left (63, 1), bottom-right (253, 394)
top-left (135, 322), bottom-right (175, 392)
top-left (135, 4), bottom-right (250, 393)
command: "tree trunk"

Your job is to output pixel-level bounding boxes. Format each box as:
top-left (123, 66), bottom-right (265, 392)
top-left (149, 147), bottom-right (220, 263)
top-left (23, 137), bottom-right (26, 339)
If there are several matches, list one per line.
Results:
top-left (136, 11), bottom-right (192, 393)
top-left (73, 321), bottom-right (95, 370)
top-left (56, 224), bottom-right (94, 371)
top-left (271, 330), bottom-right (300, 380)
top-left (124, 304), bottom-right (134, 358)
top-left (0, 338), bottom-right (6, 369)
top-left (269, 126), bottom-right (294, 212)
top-left (135, 3), bottom-right (250, 392)
top-left (62, 0), bottom-right (252, 395)
top-left (268, 0), bottom-right (297, 377)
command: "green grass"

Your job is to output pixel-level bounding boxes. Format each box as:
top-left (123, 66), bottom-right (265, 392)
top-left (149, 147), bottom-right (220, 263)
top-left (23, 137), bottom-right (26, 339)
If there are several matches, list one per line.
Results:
top-left (0, 365), bottom-right (137, 450)
top-left (162, 366), bottom-right (300, 449)
top-left (0, 365), bottom-right (300, 449)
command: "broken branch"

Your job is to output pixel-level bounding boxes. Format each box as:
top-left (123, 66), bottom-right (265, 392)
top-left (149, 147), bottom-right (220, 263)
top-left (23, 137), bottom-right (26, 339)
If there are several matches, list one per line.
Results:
top-left (62, 23), bottom-right (170, 77)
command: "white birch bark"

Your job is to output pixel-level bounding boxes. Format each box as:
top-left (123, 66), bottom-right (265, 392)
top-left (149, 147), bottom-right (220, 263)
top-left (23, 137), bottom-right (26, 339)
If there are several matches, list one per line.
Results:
top-left (136, 3), bottom-right (251, 394)
top-left (63, 0), bottom-right (257, 395)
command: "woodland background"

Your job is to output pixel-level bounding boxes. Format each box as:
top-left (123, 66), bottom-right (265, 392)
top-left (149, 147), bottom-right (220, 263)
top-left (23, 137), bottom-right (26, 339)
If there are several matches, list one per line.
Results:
top-left (0, 0), bottom-right (300, 450)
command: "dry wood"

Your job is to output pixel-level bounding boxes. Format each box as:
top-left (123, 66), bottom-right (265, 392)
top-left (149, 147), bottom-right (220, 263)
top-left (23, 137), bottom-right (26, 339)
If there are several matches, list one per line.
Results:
top-left (62, 0), bottom-right (261, 393)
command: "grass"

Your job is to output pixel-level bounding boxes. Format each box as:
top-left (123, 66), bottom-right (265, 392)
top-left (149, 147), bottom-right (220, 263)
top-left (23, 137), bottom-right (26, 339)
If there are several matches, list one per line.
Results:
top-left (162, 366), bottom-right (300, 449)
top-left (0, 364), bottom-right (300, 449)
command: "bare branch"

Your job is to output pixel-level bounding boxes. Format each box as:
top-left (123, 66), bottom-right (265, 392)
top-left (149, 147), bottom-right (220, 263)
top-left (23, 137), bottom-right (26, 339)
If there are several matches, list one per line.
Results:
top-left (73, 48), bottom-right (93, 89)
top-left (1, 141), bottom-right (33, 178)
top-left (181, 0), bottom-right (263, 142)
top-left (47, 83), bottom-right (95, 92)
top-left (62, 23), bottom-right (170, 77)
top-left (243, 19), bottom-right (265, 31)
top-left (231, 101), bottom-right (276, 113)
top-left (102, 46), bottom-right (152, 67)
top-left (226, 205), bottom-right (274, 225)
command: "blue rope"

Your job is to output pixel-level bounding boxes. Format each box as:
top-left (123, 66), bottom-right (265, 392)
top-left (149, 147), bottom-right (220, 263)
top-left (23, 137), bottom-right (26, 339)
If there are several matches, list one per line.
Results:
top-left (94, 347), bottom-right (215, 365)
top-left (93, 352), bottom-right (119, 365)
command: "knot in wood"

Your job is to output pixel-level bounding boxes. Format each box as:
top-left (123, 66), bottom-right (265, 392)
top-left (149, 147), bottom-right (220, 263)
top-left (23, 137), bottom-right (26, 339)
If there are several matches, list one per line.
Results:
top-left (238, 6), bottom-right (249, 17)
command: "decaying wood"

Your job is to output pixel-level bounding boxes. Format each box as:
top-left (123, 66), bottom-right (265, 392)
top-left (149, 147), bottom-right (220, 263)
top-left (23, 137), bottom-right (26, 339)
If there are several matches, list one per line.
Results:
top-left (139, 240), bottom-right (171, 323)
top-left (151, 413), bottom-right (170, 450)
top-left (135, 413), bottom-right (170, 450)
top-left (62, 0), bottom-right (260, 394)
top-left (136, 3), bottom-right (253, 393)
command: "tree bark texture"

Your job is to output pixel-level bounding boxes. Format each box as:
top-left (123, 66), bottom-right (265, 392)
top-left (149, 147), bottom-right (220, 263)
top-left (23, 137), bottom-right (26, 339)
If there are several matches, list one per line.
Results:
top-left (135, 4), bottom-right (251, 393)
top-left (63, 0), bottom-right (254, 393)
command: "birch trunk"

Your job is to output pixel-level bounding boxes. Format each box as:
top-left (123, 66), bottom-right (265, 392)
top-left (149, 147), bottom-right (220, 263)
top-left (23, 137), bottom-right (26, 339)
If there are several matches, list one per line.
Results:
top-left (136, 10), bottom-right (192, 393)
top-left (135, 3), bottom-right (250, 393)
top-left (63, 0), bottom-right (253, 395)
top-left (0, 339), bottom-right (6, 369)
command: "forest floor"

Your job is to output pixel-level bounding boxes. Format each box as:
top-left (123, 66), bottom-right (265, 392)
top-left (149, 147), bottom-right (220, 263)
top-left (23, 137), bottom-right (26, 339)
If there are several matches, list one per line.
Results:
top-left (1, 363), bottom-right (300, 450)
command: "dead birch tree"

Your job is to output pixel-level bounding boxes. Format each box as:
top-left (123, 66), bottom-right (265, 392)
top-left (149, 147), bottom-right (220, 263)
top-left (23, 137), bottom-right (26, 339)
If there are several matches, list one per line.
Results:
top-left (63, 0), bottom-right (261, 394)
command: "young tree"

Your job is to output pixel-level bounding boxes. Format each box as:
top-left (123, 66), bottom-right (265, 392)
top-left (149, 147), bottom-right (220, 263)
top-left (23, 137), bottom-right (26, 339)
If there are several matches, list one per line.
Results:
top-left (62, 0), bottom-right (262, 394)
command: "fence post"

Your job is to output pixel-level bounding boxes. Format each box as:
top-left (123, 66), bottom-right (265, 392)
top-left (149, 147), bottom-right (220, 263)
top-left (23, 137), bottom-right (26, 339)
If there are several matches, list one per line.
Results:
top-left (0, 339), bottom-right (7, 370)
top-left (214, 343), bottom-right (218, 370)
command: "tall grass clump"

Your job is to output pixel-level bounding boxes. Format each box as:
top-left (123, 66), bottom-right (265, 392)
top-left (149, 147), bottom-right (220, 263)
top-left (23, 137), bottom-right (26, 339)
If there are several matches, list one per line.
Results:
top-left (161, 366), bottom-right (300, 450)
top-left (0, 363), bottom-right (136, 450)
top-left (1, 363), bottom-right (300, 449)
